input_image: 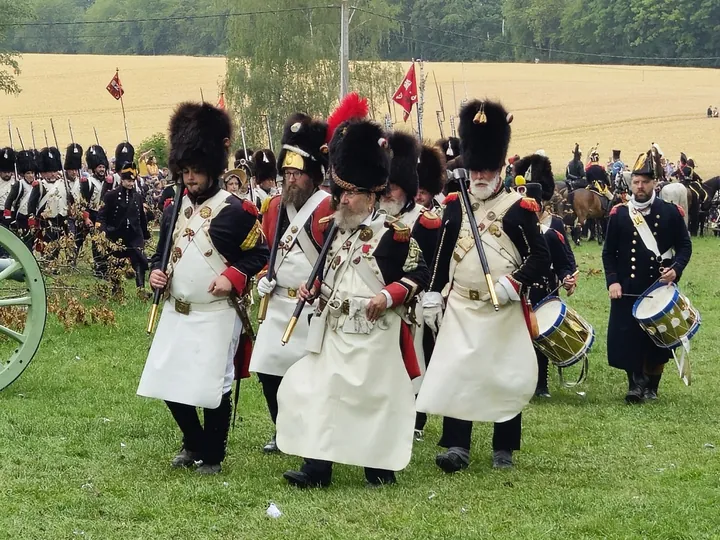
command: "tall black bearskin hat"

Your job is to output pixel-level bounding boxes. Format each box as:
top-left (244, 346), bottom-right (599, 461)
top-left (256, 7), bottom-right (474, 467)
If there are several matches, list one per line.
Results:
top-left (86, 145), bottom-right (109, 171)
top-left (632, 146), bottom-right (664, 180)
top-left (572, 143), bottom-right (582, 160)
top-left (418, 144), bottom-right (446, 196)
top-left (513, 154), bottom-right (554, 201)
top-left (234, 149), bottom-right (254, 177)
top-left (253, 149), bottom-right (277, 183)
top-left (277, 113), bottom-right (328, 185)
top-left (436, 137), bottom-right (460, 160)
top-left (0, 148), bottom-right (16, 173)
top-left (39, 147), bottom-right (62, 173)
top-left (612, 149), bottom-right (621, 160)
top-left (16, 150), bottom-right (38, 175)
top-left (459, 99), bottom-right (512, 173)
top-left (168, 102), bottom-right (232, 182)
top-left (329, 120), bottom-right (391, 194)
top-left (114, 142), bottom-right (135, 173)
top-left (64, 143), bottom-right (83, 170)
top-left (388, 131), bottom-right (420, 200)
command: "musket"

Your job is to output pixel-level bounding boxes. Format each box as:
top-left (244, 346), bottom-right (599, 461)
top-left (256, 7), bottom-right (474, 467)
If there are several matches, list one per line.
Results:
top-left (93, 127), bottom-right (100, 145)
top-left (436, 111), bottom-right (445, 139)
top-left (30, 122), bottom-right (36, 148)
top-left (281, 222), bottom-right (339, 345)
top-left (239, 122), bottom-right (257, 196)
top-left (257, 200), bottom-right (285, 323)
top-left (50, 119), bottom-right (71, 194)
top-left (146, 173), bottom-right (185, 334)
top-left (433, 72), bottom-right (445, 138)
top-left (449, 115), bottom-right (457, 138)
top-left (68, 120), bottom-right (75, 144)
top-left (260, 114), bottom-right (274, 153)
top-left (452, 168), bottom-right (500, 311)
top-left (8, 120), bottom-right (19, 180)
top-left (43, 129), bottom-right (49, 148)
top-left (16, 128), bottom-right (25, 150)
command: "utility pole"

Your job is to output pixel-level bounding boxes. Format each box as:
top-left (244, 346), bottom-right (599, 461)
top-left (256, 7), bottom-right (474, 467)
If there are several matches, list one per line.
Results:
top-left (339, 0), bottom-right (350, 99)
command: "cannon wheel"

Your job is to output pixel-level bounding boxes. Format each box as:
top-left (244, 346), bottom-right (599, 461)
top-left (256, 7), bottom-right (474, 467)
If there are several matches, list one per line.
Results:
top-left (0, 227), bottom-right (47, 391)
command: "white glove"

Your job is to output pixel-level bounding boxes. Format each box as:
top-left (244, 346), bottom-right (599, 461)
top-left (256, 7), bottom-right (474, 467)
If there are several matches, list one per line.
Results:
top-left (257, 276), bottom-right (277, 297)
top-left (494, 275), bottom-right (521, 306)
top-left (422, 292), bottom-right (445, 334)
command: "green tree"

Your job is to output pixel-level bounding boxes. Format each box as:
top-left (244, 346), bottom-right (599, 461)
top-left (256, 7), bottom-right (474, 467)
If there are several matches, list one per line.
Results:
top-left (224, 1), bottom-right (400, 150)
top-left (138, 132), bottom-right (169, 168)
top-left (0, 0), bottom-right (31, 94)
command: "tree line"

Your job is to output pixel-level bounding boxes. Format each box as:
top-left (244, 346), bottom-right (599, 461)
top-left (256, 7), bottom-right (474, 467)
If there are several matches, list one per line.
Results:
top-left (1, 0), bottom-right (718, 67)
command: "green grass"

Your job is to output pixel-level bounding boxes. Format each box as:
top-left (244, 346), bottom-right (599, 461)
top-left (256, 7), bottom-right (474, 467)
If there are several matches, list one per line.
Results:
top-left (1, 237), bottom-right (719, 539)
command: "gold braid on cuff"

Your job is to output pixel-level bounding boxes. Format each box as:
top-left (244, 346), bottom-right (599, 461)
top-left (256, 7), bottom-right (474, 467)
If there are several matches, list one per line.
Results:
top-left (331, 169), bottom-right (387, 193)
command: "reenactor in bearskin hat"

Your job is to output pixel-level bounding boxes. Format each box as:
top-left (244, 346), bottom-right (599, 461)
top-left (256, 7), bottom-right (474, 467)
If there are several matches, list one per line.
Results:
top-left (111, 142), bottom-right (136, 194)
top-left (137, 102), bottom-right (269, 475)
top-left (253, 149), bottom-right (277, 212)
top-left (276, 105), bottom-right (430, 488)
top-left (416, 99), bottom-right (550, 472)
top-left (250, 111), bottom-right (334, 453)
top-left (5, 150), bottom-right (41, 248)
top-left (602, 146), bottom-right (692, 403)
top-left (415, 144), bottom-right (446, 212)
top-left (63, 143), bottom-right (84, 264)
top-left (36, 146), bottom-right (71, 256)
top-left (98, 157), bottom-right (150, 291)
top-left (378, 131), bottom-right (443, 440)
top-left (513, 154), bottom-right (578, 397)
top-left (0, 148), bottom-right (17, 214)
top-left (79, 144), bottom-right (110, 275)
top-left (436, 137), bottom-right (462, 197)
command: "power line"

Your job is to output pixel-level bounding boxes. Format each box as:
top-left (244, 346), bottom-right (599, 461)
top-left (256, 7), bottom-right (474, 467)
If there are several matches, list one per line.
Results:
top-left (352, 6), bottom-right (720, 63)
top-left (0, 5), bottom-right (337, 28)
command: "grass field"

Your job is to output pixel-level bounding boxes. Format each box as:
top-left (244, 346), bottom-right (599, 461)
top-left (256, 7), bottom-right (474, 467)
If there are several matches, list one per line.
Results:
top-left (1, 55), bottom-right (720, 176)
top-left (0, 236), bottom-right (719, 539)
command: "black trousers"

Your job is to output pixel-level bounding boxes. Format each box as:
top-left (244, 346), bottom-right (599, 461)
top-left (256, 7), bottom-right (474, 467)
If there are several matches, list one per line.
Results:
top-left (536, 350), bottom-right (549, 389)
top-left (165, 391), bottom-right (233, 465)
top-left (111, 246), bottom-right (148, 287)
top-left (301, 458), bottom-right (396, 485)
top-left (257, 372), bottom-right (282, 425)
top-left (438, 414), bottom-right (522, 452)
top-left (414, 325), bottom-right (436, 431)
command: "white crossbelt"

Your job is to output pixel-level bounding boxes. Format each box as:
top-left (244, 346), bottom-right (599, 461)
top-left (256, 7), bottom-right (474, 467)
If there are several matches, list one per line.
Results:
top-left (628, 205), bottom-right (673, 260)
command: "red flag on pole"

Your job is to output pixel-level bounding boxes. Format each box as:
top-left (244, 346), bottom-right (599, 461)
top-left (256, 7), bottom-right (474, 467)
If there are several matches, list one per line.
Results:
top-left (217, 92), bottom-right (226, 110)
top-left (106, 72), bottom-right (124, 100)
top-left (392, 64), bottom-right (418, 122)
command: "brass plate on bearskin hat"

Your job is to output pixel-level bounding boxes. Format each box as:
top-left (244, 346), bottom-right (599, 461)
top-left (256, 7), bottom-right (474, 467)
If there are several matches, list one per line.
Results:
top-left (172, 247), bottom-right (182, 263)
top-left (359, 228), bottom-right (373, 242)
top-left (200, 206), bottom-right (212, 219)
top-left (184, 207), bottom-right (193, 219)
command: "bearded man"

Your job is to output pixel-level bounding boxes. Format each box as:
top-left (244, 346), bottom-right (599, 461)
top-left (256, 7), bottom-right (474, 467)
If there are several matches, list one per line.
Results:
top-left (276, 114), bottom-right (429, 488)
top-left (250, 113), bottom-right (333, 453)
top-left (416, 99), bottom-right (550, 472)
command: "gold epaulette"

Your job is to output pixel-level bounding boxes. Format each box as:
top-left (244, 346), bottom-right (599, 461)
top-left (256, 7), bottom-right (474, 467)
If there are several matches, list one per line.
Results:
top-left (240, 221), bottom-right (262, 251)
top-left (260, 195), bottom-right (276, 215)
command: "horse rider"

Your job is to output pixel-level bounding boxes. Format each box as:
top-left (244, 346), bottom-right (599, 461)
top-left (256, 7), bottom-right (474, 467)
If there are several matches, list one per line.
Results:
top-left (565, 143), bottom-right (586, 191)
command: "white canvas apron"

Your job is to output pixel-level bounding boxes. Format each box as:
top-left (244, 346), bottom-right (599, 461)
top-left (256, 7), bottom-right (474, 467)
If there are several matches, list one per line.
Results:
top-left (137, 190), bottom-right (242, 409)
top-left (416, 192), bottom-right (537, 423)
top-left (276, 217), bottom-right (416, 471)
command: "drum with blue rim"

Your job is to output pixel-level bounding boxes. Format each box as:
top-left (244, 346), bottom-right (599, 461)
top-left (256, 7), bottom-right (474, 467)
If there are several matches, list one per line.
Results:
top-left (534, 296), bottom-right (595, 372)
top-left (632, 282), bottom-right (700, 349)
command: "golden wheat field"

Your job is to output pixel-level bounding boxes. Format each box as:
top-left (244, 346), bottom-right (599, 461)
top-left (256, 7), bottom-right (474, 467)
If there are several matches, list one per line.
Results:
top-left (2, 54), bottom-right (720, 176)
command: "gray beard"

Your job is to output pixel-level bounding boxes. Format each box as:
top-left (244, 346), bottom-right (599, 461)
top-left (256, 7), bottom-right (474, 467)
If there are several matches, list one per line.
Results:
top-left (378, 199), bottom-right (404, 217)
top-left (470, 174), bottom-right (502, 201)
top-left (333, 208), bottom-right (369, 230)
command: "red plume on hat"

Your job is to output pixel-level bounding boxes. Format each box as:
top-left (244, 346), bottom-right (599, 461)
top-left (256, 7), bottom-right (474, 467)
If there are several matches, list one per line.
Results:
top-left (326, 92), bottom-right (369, 143)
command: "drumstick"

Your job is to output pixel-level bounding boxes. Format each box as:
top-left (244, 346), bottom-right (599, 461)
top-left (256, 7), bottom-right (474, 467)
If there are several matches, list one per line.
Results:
top-left (539, 270), bottom-right (580, 304)
top-left (622, 293), bottom-right (654, 299)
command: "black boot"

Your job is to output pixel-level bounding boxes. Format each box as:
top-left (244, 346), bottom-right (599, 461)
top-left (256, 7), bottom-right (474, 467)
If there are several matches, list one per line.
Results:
top-left (535, 354), bottom-right (551, 398)
top-left (263, 433), bottom-right (279, 454)
top-left (644, 374), bottom-right (661, 400)
top-left (435, 446), bottom-right (470, 474)
top-left (492, 450), bottom-right (514, 469)
top-left (165, 401), bottom-right (204, 468)
top-left (198, 391), bottom-right (232, 474)
top-left (625, 372), bottom-right (647, 404)
top-left (284, 458), bottom-right (332, 488)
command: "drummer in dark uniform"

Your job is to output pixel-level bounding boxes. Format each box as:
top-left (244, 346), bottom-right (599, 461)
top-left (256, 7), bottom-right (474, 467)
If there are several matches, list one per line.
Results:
top-left (602, 146), bottom-right (692, 403)
top-left (513, 154), bottom-right (577, 397)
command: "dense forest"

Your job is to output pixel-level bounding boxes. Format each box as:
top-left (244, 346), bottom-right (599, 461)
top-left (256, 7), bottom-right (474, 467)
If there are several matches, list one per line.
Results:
top-left (1, 0), bottom-right (719, 67)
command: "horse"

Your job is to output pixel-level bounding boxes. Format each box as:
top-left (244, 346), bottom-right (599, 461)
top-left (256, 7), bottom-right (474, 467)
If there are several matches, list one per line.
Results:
top-left (566, 188), bottom-right (611, 245)
top-left (699, 176), bottom-right (720, 235)
top-left (683, 179), bottom-right (707, 236)
top-left (658, 181), bottom-right (689, 227)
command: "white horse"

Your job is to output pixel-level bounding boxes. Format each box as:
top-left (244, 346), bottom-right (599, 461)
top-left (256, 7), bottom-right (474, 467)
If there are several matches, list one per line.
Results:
top-left (660, 182), bottom-right (689, 227)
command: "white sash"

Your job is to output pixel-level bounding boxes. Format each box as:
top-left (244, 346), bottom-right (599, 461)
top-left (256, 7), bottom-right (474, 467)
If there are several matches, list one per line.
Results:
top-left (628, 205), bottom-right (673, 260)
top-left (275, 190), bottom-right (329, 271)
